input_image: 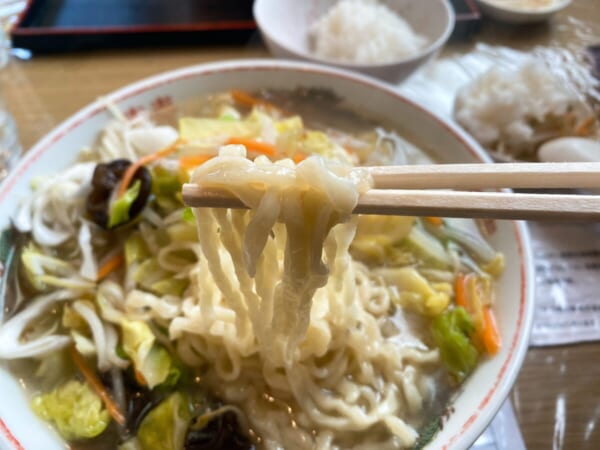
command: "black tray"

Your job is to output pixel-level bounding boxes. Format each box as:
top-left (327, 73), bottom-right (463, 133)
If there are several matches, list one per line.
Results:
top-left (12, 0), bottom-right (257, 53)
top-left (12, 0), bottom-right (479, 54)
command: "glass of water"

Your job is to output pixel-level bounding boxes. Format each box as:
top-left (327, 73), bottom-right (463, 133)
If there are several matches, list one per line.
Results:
top-left (0, 95), bottom-right (20, 180)
top-left (0, 0), bottom-right (26, 67)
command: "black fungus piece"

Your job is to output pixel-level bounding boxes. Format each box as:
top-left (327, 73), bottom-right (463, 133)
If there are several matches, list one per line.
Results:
top-left (0, 224), bottom-right (27, 318)
top-left (107, 368), bottom-right (168, 435)
top-left (126, 389), bottom-right (168, 434)
top-left (86, 159), bottom-right (151, 228)
top-left (185, 411), bottom-right (255, 450)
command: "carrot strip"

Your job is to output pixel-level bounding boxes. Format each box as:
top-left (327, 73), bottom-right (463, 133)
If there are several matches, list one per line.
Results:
top-left (230, 89), bottom-right (279, 112)
top-left (424, 216), bottom-right (444, 227)
top-left (96, 252), bottom-right (124, 281)
top-left (225, 137), bottom-right (277, 157)
top-left (480, 307), bottom-right (501, 355)
top-left (134, 369), bottom-right (147, 387)
top-left (292, 152), bottom-right (308, 164)
top-left (118, 138), bottom-right (185, 197)
top-left (179, 154), bottom-right (214, 170)
top-left (230, 89), bottom-right (261, 107)
top-left (454, 273), bottom-right (467, 308)
top-left (575, 116), bottom-right (596, 136)
top-left (70, 346), bottom-right (126, 426)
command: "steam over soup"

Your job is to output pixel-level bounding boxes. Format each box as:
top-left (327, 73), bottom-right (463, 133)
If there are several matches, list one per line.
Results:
top-left (0, 89), bottom-right (504, 450)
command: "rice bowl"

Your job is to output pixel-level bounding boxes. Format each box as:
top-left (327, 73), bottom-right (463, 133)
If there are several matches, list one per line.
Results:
top-left (253, 0), bottom-right (455, 82)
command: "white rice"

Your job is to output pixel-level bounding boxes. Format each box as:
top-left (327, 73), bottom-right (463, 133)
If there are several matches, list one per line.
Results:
top-left (453, 60), bottom-right (592, 159)
top-left (308, 0), bottom-right (427, 64)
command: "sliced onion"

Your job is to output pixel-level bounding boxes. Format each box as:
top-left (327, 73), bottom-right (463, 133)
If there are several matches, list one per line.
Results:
top-left (127, 126), bottom-right (178, 156)
top-left (78, 220), bottom-right (97, 280)
top-left (0, 290), bottom-right (76, 359)
top-left (73, 300), bottom-right (109, 371)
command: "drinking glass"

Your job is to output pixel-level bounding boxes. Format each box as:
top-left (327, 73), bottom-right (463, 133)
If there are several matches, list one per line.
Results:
top-left (0, 0), bottom-right (25, 180)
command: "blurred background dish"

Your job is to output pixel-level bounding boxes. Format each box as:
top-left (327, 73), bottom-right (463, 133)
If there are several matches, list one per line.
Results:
top-left (475, 0), bottom-right (571, 24)
top-left (253, 0), bottom-right (455, 82)
top-left (11, 0), bottom-right (256, 53)
top-left (0, 0), bottom-right (24, 180)
top-left (0, 96), bottom-right (20, 179)
top-left (452, 59), bottom-right (598, 162)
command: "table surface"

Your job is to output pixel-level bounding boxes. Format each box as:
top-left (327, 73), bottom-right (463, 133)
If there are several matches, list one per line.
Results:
top-left (2, 2), bottom-right (600, 449)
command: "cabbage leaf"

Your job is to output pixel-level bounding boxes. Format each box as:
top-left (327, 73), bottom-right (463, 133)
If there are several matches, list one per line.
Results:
top-left (21, 243), bottom-right (92, 291)
top-left (431, 307), bottom-right (479, 383)
top-left (179, 117), bottom-right (259, 141)
top-left (376, 267), bottom-right (450, 316)
top-left (31, 380), bottom-right (110, 440)
top-left (350, 215), bottom-right (415, 265)
top-left (137, 392), bottom-right (192, 450)
top-left (108, 180), bottom-right (141, 228)
top-left (121, 319), bottom-right (178, 388)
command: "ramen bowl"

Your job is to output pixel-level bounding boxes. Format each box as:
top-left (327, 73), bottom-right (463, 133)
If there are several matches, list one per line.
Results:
top-left (0, 60), bottom-right (534, 450)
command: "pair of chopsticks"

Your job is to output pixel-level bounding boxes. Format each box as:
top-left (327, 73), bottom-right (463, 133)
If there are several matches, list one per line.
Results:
top-left (182, 162), bottom-right (600, 221)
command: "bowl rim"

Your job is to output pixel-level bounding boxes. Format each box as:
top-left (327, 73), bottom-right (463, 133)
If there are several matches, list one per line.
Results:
top-left (253, 0), bottom-right (456, 69)
top-left (0, 59), bottom-right (534, 450)
top-left (476, 0), bottom-right (572, 15)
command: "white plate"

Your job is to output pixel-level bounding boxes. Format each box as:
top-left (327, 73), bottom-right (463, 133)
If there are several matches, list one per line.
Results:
top-left (0, 59), bottom-right (534, 450)
top-left (476, 0), bottom-right (571, 24)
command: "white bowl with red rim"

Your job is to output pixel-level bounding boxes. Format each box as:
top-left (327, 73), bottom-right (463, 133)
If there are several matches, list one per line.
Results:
top-left (0, 59), bottom-right (534, 450)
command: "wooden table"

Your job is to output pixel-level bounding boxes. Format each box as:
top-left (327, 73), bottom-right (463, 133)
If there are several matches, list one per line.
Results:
top-left (1, 3), bottom-right (599, 449)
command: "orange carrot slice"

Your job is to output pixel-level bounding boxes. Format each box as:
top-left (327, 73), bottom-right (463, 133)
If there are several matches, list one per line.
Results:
top-left (71, 347), bottom-right (126, 426)
top-left (230, 89), bottom-right (278, 111)
top-left (96, 252), bottom-right (124, 281)
top-left (118, 138), bottom-right (185, 197)
top-left (424, 216), bottom-right (444, 227)
top-left (575, 116), bottom-right (596, 136)
top-left (178, 154), bottom-right (214, 170)
top-left (480, 307), bottom-right (501, 355)
top-left (454, 273), bottom-right (467, 308)
top-left (292, 152), bottom-right (308, 164)
top-left (225, 137), bottom-right (277, 157)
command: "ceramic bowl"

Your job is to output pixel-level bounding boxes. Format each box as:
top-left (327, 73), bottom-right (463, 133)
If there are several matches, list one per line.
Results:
top-left (476, 0), bottom-right (571, 23)
top-left (253, 0), bottom-right (455, 83)
top-left (0, 59), bottom-right (534, 450)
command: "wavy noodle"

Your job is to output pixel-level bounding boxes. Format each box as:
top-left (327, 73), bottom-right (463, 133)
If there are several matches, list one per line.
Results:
top-left (163, 147), bottom-right (441, 449)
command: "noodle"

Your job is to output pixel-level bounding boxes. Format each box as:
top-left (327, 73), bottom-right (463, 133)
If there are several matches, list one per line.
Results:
top-left (178, 146), bottom-right (437, 448)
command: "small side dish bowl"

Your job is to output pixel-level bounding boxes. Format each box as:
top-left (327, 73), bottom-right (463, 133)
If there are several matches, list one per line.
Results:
top-left (253, 0), bottom-right (455, 83)
top-left (476, 0), bottom-right (571, 24)
top-left (0, 60), bottom-right (534, 450)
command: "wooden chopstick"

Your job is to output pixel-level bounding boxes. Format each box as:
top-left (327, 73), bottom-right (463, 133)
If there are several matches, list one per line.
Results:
top-left (368, 162), bottom-right (600, 190)
top-left (357, 189), bottom-right (600, 221)
top-left (182, 184), bottom-right (600, 221)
